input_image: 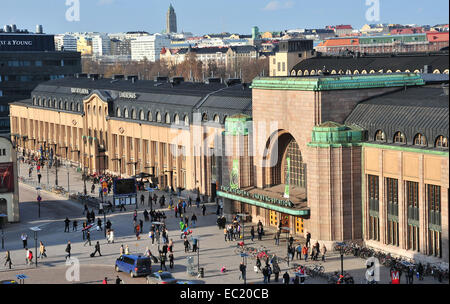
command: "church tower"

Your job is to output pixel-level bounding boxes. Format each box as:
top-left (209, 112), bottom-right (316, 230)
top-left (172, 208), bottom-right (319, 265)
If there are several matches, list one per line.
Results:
top-left (166, 4), bottom-right (177, 33)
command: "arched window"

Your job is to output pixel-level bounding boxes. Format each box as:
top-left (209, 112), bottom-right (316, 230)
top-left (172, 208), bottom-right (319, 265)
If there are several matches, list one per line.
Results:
top-left (71, 102), bottom-right (74, 111)
top-left (37, 98), bottom-right (42, 106)
top-left (310, 70), bottom-right (316, 75)
top-left (147, 111), bottom-right (152, 121)
top-left (353, 70), bottom-right (360, 75)
top-left (361, 70), bottom-right (367, 74)
top-left (297, 70), bottom-right (303, 76)
top-left (331, 70), bottom-right (337, 75)
top-left (174, 114), bottom-right (180, 125)
top-left (165, 113), bottom-right (171, 124)
top-left (105, 107), bottom-right (108, 116)
top-left (405, 70), bottom-right (411, 73)
top-left (369, 70), bottom-right (376, 74)
top-left (32, 97), bottom-right (36, 105)
top-left (395, 70), bottom-right (402, 73)
top-left (116, 108), bottom-right (121, 117)
top-left (414, 69), bottom-right (420, 73)
top-left (346, 70), bottom-right (352, 75)
top-left (444, 69), bottom-right (449, 75)
top-left (393, 132), bottom-right (406, 144)
top-left (435, 136), bottom-right (448, 148)
top-left (124, 108), bottom-right (129, 118)
top-left (139, 110), bottom-right (144, 120)
top-left (202, 113), bottom-right (208, 122)
top-left (413, 133), bottom-right (427, 146)
top-left (56, 99), bottom-right (60, 109)
top-left (99, 106), bottom-right (102, 116)
top-left (60, 100), bottom-right (64, 109)
top-left (213, 114), bottom-right (220, 123)
top-left (284, 139), bottom-right (306, 187)
top-left (77, 103), bottom-right (81, 112)
top-left (131, 109), bottom-right (136, 119)
top-left (338, 70), bottom-right (344, 75)
top-left (375, 130), bottom-right (386, 142)
top-left (433, 69), bottom-right (441, 74)
top-left (156, 112), bottom-right (162, 122)
top-left (303, 70), bottom-right (309, 76)
top-left (93, 106), bottom-right (96, 114)
top-left (291, 70), bottom-right (296, 76)
top-left (44, 98), bottom-right (48, 107)
top-left (184, 115), bottom-right (189, 126)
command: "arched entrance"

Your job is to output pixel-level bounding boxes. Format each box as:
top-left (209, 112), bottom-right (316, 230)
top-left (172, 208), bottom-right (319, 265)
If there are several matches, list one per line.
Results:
top-left (264, 131), bottom-right (306, 190)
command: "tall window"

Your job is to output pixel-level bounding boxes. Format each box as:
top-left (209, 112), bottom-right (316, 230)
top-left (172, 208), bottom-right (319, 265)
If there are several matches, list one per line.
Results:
top-left (156, 112), bottom-right (161, 122)
top-left (375, 130), bottom-right (386, 142)
top-left (124, 108), bottom-right (129, 118)
top-left (406, 181), bottom-right (420, 251)
top-left (414, 133), bottom-right (427, 146)
top-left (283, 140), bottom-right (306, 188)
top-left (394, 132), bottom-right (406, 144)
top-left (139, 110), bottom-right (144, 120)
top-left (368, 175), bottom-right (380, 241)
top-left (386, 178), bottom-right (399, 246)
top-left (435, 136), bottom-right (448, 148)
top-left (427, 185), bottom-right (441, 257)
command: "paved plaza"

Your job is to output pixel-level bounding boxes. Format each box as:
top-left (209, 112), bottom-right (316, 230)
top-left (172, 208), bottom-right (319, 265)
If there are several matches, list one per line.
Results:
top-left (0, 161), bottom-right (446, 284)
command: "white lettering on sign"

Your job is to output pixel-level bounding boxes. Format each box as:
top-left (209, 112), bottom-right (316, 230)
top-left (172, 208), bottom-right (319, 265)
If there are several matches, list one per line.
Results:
top-left (71, 88), bottom-right (90, 95)
top-left (119, 92), bottom-right (137, 99)
top-left (0, 40), bottom-right (33, 46)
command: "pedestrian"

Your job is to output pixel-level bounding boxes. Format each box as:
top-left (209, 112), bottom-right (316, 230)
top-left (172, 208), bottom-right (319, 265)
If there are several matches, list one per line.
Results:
top-left (4, 251), bottom-right (12, 269)
top-left (184, 238), bottom-right (190, 253)
top-left (239, 262), bottom-right (247, 282)
top-left (140, 194), bottom-right (145, 206)
top-left (73, 220), bottom-right (78, 232)
top-left (84, 230), bottom-right (91, 246)
top-left (262, 265), bottom-right (269, 284)
top-left (135, 225), bottom-right (141, 240)
top-left (202, 204), bottom-right (206, 216)
top-left (192, 238), bottom-right (198, 252)
top-left (256, 257), bottom-right (262, 272)
top-left (296, 244), bottom-right (302, 260)
top-left (125, 245), bottom-right (130, 255)
top-left (408, 267), bottom-right (414, 284)
top-left (184, 216), bottom-right (189, 227)
top-left (191, 214), bottom-right (197, 228)
top-left (302, 245), bottom-right (308, 262)
top-left (306, 232), bottom-right (311, 247)
top-left (21, 233), bottom-right (28, 248)
top-left (91, 183), bottom-right (95, 194)
top-left (37, 172), bottom-right (42, 184)
top-left (65, 241), bottom-right (71, 260)
top-left (115, 276), bottom-right (122, 284)
top-left (224, 227), bottom-right (228, 242)
top-left (257, 225), bottom-right (263, 241)
top-left (25, 248), bottom-right (33, 265)
top-left (273, 263), bottom-right (280, 282)
top-left (250, 226), bottom-right (255, 242)
top-left (97, 218), bottom-right (102, 231)
top-left (92, 241), bottom-right (102, 256)
top-left (314, 242), bottom-right (320, 260)
top-left (274, 229), bottom-right (281, 246)
top-left (139, 219), bottom-right (144, 234)
top-left (188, 197), bottom-right (192, 208)
top-left (283, 272), bottom-right (290, 284)
top-left (39, 241), bottom-right (47, 259)
top-left (83, 204), bottom-right (88, 215)
top-left (169, 252), bottom-right (174, 269)
top-left (102, 277), bottom-right (108, 284)
top-left (120, 245), bottom-right (124, 256)
top-left (267, 264), bottom-right (272, 283)
top-left (196, 196), bottom-right (200, 208)
top-left (321, 244), bottom-right (327, 262)
top-left (159, 251), bottom-right (167, 271)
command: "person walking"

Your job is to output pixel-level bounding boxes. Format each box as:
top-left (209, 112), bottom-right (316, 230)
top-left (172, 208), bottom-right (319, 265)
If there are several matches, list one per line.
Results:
top-left (202, 204), bottom-right (206, 216)
top-left (159, 251), bottom-right (167, 271)
top-left (302, 245), bottom-right (308, 262)
top-left (72, 220), bottom-right (78, 232)
top-left (25, 248), bottom-right (33, 265)
top-left (139, 219), bottom-right (144, 234)
top-left (169, 252), bottom-right (174, 269)
top-left (4, 251), bottom-right (12, 269)
top-left (305, 232), bottom-right (311, 247)
top-left (321, 244), bottom-right (327, 262)
top-left (84, 230), bottom-right (91, 246)
top-left (256, 257), bottom-right (262, 272)
top-left (239, 262), bottom-right (247, 282)
top-left (119, 245), bottom-right (124, 256)
top-left (64, 217), bottom-right (71, 232)
top-left (39, 241), bottom-right (47, 259)
top-left (274, 229), bottom-right (281, 246)
top-left (184, 238), bottom-right (190, 253)
top-left (267, 264), bottom-right (272, 283)
top-left (191, 214), bottom-right (197, 228)
top-left (296, 244), bottom-right (302, 260)
top-left (102, 277), bottom-right (108, 284)
top-left (135, 224), bottom-right (141, 240)
top-left (97, 218), bottom-right (102, 231)
top-left (115, 276), bottom-right (122, 284)
top-left (21, 233), bottom-right (28, 248)
top-left (283, 272), bottom-right (290, 284)
top-left (125, 245), bottom-right (130, 255)
top-left (250, 226), bottom-right (255, 242)
top-left (273, 263), bottom-right (280, 282)
top-left (224, 227), bottom-right (228, 242)
top-left (92, 241), bottom-right (102, 256)
top-left (262, 265), bottom-right (269, 284)
top-left (192, 238), bottom-right (198, 252)
top-left (140, 194), bottom-right (145, 206)
top-left (65, 241), bottom-right (71, 260)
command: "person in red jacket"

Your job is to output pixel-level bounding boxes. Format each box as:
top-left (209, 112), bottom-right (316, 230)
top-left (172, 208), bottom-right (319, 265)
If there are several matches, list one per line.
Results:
top-left (102, 277), bottom-right (108, 284)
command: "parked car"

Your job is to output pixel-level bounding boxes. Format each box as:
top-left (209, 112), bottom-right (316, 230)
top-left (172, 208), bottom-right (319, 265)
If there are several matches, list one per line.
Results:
top-left (115, 255), bottom-right (152, 278)
top-left (0, 280), bottom-right (18, 284)
top-left (146, 271), bottom-right (177, 284)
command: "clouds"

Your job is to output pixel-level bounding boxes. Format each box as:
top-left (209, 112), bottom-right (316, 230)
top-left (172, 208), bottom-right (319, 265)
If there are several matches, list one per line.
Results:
top-left (262, 1), bottom-right (294, 11)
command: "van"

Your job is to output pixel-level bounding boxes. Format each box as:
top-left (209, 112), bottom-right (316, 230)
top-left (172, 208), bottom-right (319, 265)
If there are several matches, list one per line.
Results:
top-left (115, 255), bottom-right (152, 278)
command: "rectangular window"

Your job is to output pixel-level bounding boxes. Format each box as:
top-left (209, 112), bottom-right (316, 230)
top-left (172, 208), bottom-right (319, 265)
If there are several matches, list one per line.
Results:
top-left (282, 62), bottom-right (286, 72)
top-left (386, 178), bottom-right (399, 246)
top-left (427, 184), bottom-right (441, 257)
top-left (368, 175), bottom-right (380, 241)
top-left (406, 181), bottom-right (420, 251)
top-left (277, 62), bottom-right (281, 72)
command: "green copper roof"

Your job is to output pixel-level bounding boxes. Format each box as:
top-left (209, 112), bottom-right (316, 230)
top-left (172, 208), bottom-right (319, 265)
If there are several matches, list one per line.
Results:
top-left (225, 114), bottom-right (252, 136)
top-left (250, 73), bottom-right (425, 91)
top-left (308, 122), bottom-right (365, 147)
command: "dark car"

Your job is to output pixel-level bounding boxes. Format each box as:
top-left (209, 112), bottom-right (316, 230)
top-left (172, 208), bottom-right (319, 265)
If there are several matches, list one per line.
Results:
top-left (115, 255), bottom-right (152, 278)
top-left (0, 280), bottom-right (19, 284)
top-left (146, 271), bottom-right (177, 284)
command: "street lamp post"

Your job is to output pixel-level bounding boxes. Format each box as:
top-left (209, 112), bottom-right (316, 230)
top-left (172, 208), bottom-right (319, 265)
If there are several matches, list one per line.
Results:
top-left (191, 236), bottom-right (200, 276)
top-left (36, 187), bottom-right (42, 218)
top-left (281, 227), bottom-right (291, 267)
top-left (60, 147), bottom-right (69, 193)
top-left (0, 214), bottom-right (7, 249)
top-left (30, 227), bottom-right (41, 268)
top-left (336, 242), bottom-right (345, 276)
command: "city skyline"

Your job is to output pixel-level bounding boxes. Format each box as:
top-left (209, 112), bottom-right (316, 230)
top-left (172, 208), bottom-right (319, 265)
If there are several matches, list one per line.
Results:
top-left (0, 0), bottom-right (448, 35)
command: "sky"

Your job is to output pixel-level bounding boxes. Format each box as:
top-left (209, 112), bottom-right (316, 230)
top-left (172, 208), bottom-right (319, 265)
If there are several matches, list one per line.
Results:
top-left (0, 0), bottom-right (448, 35)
